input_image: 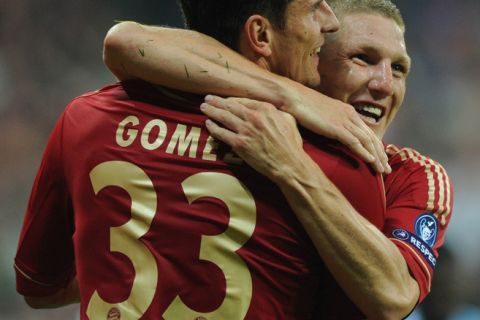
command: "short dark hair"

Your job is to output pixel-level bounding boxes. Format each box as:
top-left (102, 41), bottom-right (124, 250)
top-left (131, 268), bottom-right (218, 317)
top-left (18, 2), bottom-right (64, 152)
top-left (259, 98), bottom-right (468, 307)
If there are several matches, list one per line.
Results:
top-left (178, 0), bottom-right (294, 50)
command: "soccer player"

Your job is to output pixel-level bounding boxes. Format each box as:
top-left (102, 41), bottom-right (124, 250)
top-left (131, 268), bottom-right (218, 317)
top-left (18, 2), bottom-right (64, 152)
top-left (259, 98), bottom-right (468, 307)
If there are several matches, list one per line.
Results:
top-left (101, 0), bottom-right (453, 318)
top-left (14, 1), bottom-right (395, 319)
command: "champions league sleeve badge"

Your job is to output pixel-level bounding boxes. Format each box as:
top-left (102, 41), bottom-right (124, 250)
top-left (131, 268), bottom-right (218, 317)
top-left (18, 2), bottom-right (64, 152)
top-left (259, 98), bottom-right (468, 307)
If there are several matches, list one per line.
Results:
top-left (414, 213), bottom-right (438, 247)
top-left (391, 214), bottom-right (439, 268)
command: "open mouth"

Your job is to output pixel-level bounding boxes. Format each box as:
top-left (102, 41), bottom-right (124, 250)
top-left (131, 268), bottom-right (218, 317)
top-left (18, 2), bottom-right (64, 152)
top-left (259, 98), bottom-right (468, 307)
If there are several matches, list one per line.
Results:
top-left (353, 104), bottom-right (384, 124)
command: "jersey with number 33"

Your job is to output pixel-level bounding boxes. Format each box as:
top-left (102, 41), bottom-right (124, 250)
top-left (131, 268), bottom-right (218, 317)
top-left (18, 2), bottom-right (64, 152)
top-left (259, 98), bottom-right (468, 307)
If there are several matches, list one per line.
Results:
top-left (15, 81), bottom-right (386, 320)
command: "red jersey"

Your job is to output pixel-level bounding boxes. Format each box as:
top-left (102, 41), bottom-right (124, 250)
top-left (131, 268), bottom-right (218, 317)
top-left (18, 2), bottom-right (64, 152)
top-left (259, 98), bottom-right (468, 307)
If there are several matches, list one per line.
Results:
top-left (15, 80), bottom-right (385, 320)
top-left (384, 144), bottom-right (453, 303)
top-left (309, 144), bottom-right (454, 319)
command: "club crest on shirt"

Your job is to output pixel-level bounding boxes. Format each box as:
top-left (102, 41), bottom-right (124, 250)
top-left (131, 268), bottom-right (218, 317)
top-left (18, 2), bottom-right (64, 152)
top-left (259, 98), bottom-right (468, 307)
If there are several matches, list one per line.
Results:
top-left (414, 213), bottom-right (438, 247)
top-left (107, 307), bottom-right (121, 320)
top-left (392, 229), bottom-right (409, 241)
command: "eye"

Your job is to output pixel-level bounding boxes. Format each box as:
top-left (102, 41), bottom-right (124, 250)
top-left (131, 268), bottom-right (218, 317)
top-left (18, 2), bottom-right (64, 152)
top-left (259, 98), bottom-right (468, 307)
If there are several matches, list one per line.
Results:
top-left (392, 63), bottom-right (408, 76)
top-left (352, 54), bottom-right (372, 65)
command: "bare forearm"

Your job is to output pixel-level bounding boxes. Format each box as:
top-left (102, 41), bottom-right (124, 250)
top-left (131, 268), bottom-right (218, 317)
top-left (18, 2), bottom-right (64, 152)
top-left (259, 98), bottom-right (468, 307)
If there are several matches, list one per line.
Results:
top-left (104, 22), bottom-right (296, 106)
top-left (274, 156), bottom-right (419, 319)
top-left (103, 23), bottom-right (365, 122)
top-left (103, 23), bottom-right (347, 123)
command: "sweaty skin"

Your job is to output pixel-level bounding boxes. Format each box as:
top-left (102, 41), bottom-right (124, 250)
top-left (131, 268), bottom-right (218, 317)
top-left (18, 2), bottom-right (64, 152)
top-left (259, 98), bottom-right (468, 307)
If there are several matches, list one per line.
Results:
top-left (317, 14), bottom-right (411, 138)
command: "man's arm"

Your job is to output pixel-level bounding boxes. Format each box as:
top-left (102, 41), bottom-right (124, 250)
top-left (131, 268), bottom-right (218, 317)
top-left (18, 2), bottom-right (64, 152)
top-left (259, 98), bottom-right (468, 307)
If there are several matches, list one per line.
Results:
top-left (24, 278), bottom-right (80, 309)
top-left (384, 144), bottom-right (454, 303)
top-left (103, 22), bottom-right (389, 174)
top-left (202, 96), bottom-right (420, 319)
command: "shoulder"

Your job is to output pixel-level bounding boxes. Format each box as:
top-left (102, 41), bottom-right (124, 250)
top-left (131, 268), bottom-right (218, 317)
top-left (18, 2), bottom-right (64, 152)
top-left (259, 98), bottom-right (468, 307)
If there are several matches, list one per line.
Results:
top-left (58, 83), bottom-right (126, 119)
top-left (305, 137), bottom-right (386, 225)
top-left (386, 144), bottom-right (446, 171)
top-left (303, 132), bottom-right (368, 173)
top-left (385, 144), bottom-right (452, 187)
top-left (67, 82), bottom-right (126, 106)
top-left (385, 144), bottom-right (453, 225)
top-left (385, 144), bottom-right (451, 186)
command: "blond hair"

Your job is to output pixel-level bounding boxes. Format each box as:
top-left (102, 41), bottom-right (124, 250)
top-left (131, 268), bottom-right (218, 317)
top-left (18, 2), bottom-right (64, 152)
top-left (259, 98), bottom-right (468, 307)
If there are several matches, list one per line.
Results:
top-left (328, 0), bottom-right (405, 31)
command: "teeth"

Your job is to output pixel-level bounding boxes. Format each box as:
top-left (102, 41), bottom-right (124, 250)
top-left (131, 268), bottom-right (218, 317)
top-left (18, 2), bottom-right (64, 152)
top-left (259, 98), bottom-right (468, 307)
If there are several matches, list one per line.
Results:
top-left (355, 105), bottom-right (382, 117)
top-left (354, 104), bottom-right (383, 123)
top-left (359, 114), bottom-right (377, 125)
top-left (363, 105), bottom-right (382, 117)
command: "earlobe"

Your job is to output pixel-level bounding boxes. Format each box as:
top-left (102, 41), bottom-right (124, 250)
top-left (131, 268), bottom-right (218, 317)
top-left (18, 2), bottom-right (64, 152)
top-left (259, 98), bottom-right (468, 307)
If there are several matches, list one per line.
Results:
top-left (243, 15), bottom-right (273, 58)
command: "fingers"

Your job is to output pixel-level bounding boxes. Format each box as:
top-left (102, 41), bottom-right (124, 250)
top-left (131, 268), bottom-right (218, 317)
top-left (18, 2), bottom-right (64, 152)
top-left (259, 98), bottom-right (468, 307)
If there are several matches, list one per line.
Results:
top-left (203, 95), bottom-right (392, 174)
top-left (205, 95), bottom-right (276, 116)
top-left (355, 119), bottom-right (390, 174)
top-left (204, 119), bottom-right (237, 146)
top-left (202, 95), bottom-right (280, 131)
top-left (343, 132), bottom-right (376, 164)
top-left (372, 131), bottom-right (391, 174)
top-left (345, 119), bottom-right (390, 174)
top-left (204, 95), bottom-right (249, 120)
top-left (224, 97), bottom-right (269, 111)
top-left (200, 102), bottom-right (243, 132)
top-left (201, 96), bottom-right (257, 149)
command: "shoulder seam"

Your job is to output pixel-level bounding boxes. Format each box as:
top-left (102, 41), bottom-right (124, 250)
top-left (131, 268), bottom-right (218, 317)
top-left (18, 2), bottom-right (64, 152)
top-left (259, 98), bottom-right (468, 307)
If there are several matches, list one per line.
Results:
top-left (386, 145), bottom-right (452, 226)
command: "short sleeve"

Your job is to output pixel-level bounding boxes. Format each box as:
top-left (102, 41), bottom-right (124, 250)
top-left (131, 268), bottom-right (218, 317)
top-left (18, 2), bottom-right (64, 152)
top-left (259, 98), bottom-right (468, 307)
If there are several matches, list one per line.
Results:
top-left (383, 145), bottom-right (453, 303)
top-left (15, 110), bottom-right (76, 297)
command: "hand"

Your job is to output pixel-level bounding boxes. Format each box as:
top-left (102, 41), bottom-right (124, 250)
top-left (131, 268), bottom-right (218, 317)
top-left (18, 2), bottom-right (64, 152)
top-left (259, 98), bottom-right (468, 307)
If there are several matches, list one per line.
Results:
top-left (201, 96), bottom-right (308, 182)
top-left (280, 85), bottom-right (391, 174)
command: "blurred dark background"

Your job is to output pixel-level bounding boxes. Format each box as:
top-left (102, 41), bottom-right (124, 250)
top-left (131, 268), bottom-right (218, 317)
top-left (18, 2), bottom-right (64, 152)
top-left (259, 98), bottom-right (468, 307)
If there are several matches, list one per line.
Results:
top-left (1, 1), bottom-right (479, 319)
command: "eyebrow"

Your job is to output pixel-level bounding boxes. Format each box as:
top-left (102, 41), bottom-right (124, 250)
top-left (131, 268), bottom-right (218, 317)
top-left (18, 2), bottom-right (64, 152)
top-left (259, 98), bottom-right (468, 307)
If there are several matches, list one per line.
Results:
top-left (360, 45), bottom-right (411, 67)
top-left (398, 55), bottom-right (412, 71)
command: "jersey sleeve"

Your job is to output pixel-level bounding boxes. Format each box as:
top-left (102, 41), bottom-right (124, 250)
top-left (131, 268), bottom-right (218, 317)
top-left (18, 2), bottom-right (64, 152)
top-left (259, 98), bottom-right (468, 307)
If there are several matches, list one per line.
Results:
top-left (384, 145), bottom-right (453, 303)
top-left (15, 109), bottom-right (76, 297)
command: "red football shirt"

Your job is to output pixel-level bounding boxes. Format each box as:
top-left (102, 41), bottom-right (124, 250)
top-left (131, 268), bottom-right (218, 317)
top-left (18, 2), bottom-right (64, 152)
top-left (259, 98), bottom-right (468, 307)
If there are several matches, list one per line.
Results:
top-left (15, 81), bottom-right (386, 319)
top-left (384, 144), bottom-right (453, 303)
top-left (309, 144), bottom-right (454, 319)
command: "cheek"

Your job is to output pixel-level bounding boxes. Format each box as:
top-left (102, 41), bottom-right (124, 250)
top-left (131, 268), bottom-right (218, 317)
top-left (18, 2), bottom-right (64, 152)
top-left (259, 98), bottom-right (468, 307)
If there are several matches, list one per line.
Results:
top-left (334, 68), bottom-right (363, 97)
top-left (395, 85), bottom-right (406, 105)
top-left (388, 102), bottom-right (402, 123)
top-left (391, 84), bottom-right (406, 112)
top-left (342, 68), bottom-right (359, 89)
top-left (346, 64), bottom-right (371, 84)
top-left (319, 61), bottom-right (356, 96)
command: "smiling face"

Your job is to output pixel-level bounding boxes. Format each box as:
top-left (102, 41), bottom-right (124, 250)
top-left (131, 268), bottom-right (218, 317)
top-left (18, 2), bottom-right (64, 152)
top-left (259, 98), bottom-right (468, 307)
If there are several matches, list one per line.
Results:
top-left (269, 0), bottom-right (339, 88)
top-left (317, 13), bottom-right (411, 138)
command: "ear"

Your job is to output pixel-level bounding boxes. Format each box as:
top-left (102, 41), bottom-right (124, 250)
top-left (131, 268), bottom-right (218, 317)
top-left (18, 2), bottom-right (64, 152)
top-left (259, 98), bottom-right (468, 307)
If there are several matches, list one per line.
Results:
top-left (243, 15), bottom-right (274, 58)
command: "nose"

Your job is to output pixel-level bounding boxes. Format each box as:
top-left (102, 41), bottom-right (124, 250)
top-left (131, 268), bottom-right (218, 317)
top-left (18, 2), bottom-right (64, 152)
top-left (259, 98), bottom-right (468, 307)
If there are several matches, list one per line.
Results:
top-left (369, 61), bottom-right (394, 98)
top-left (320, 2), bottom-right (340, 33)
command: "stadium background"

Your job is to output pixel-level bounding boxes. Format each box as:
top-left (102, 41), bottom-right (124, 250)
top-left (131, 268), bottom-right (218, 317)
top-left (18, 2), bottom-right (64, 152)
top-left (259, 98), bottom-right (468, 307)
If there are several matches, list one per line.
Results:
top-left (0, 1), bottom-right (479, 318)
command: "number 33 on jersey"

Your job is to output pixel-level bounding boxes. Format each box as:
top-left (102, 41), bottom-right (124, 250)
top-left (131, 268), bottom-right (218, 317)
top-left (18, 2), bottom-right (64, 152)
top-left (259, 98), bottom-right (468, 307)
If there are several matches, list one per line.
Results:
top-left (15, 82), bottom-right (385, 320)
top-left (87, 161), bottom-right (255, 320)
